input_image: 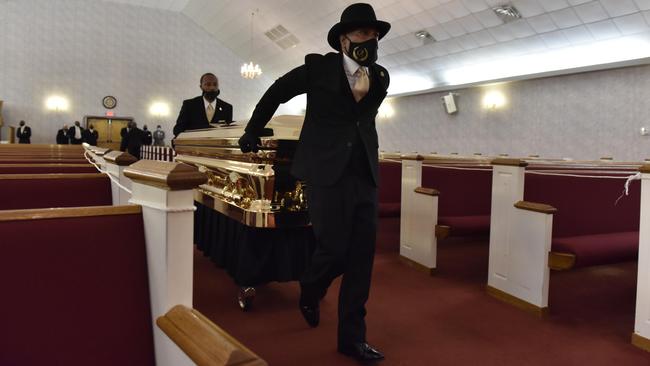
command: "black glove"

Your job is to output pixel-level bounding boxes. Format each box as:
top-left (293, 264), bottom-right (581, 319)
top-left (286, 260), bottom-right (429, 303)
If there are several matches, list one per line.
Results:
top-left (238, 132), bottom-right (261, 153)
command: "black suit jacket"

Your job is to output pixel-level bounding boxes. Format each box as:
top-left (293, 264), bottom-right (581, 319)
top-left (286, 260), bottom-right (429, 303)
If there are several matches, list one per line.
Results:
top-left (120, 127), bottom-right (129, 151)
top-left (173, 96), bottom-right (233, 136)
top-left (67, 126), bottom-right (84, 144)
top-left (83, 129), bottom-right (98, 146)
top-left (16, 126), bottom-right (31, 144)
top-left (125, 128), bottom-right (144, 159)
top-left (245, 52), bottom-right (389, 187)
top-left (56, 129), bottom-right (68, 144)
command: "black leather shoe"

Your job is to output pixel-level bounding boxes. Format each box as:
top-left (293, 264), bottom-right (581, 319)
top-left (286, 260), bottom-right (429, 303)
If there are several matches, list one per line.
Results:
top-left (338, 343), bottom-right (384, 363)
top-left (299, 302), bottom-right (319, 327)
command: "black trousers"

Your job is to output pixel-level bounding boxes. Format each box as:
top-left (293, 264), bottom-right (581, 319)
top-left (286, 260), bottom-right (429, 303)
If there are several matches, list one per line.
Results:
top-left (301, 167), bottom-right (377, 346)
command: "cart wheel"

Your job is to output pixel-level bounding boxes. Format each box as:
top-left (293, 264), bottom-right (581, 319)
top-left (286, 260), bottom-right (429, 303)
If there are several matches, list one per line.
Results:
top-left (237, 287), bottom-right (256, 311)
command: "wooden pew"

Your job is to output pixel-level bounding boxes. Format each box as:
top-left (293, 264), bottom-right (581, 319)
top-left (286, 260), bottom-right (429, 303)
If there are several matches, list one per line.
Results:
top-left (377, 159), bottom-right (402, 251)
top-left (634, 165), bottom-right (650, 352)
top-left (0, 161), bottom-right (267, 366)
top-left (487, 159), bottom-right (640, 315)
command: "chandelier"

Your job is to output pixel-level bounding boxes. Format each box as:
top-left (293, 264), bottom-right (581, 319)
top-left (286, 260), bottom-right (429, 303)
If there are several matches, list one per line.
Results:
top-left (241, 62), bottom-right (262, 79)
top-left (241, 10), bottom-right (262, 79)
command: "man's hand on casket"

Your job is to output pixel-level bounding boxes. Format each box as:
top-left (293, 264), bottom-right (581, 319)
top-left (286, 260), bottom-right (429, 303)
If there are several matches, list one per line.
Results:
top-left (238, 132), bottom-right (261, 153)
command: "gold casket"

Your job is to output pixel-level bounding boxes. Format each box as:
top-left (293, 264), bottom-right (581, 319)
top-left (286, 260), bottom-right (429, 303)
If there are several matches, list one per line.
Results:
top-left (174, 115), bottom-right (309, 228)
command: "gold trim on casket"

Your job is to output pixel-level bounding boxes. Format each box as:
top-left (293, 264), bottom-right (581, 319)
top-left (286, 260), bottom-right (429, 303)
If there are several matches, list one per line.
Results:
top-left (174, 115), bottom-right (309, 228)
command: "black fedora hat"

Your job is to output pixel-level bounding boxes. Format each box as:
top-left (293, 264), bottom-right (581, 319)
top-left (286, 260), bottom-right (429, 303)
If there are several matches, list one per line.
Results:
top-left (327, 3), bottom-right (391, 50)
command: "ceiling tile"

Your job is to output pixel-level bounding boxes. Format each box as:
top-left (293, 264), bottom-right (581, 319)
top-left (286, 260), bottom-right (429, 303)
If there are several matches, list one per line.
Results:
top-left (474, 8), bottom-right (503, 28)
top-left (457, 33), bottom-right (481, 50)
top-left (539, 0), bottom-right (570, 12)
top-left (442, 19), bottom-right (468, 37)
top-left (574, 1), bottom-right (610, 23)
top-left (429, 6), bottom-right (454, 24)
top-left (511, 0), bottom-right (546, 17)
top-left (561, 24), bottom-right (594, 44)
top-left (586, 19), bottom-right (622, 40)
top-left (461, 0), bottom-right (490, 13)
top-left (507, 19), bottom-right (537, 38)
top-left (458, 14), bottom-right (484, 33)
top-left (549, 7), bottom-right (582, 29)
top-left (489, 24), bottom-right (516, 42)
top-left (567, 0), bottom-right (590, 5)
top-left (613, 12), bottom-right (650, 34)
top-left (528, 13), bottom-right (559, 33)
top-left (540, 29), bottom-right (571, 48)
top-left (428, 24), bottom-right (452, 41)
top-left (471, 29), bottom-right (498, 46)
top-left (636, 0), bottom-right (650, 11)
top-left (443, 1), bottom-right (471, 18)
top-left (599, 0), bottom-right (639, 17)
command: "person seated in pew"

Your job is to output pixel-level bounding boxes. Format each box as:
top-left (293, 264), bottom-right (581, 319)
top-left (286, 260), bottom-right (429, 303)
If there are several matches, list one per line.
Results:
top-left (56, 124), bottom-right (69, 144)
top-left (83, 124), bottom-right (98, 146)
top-left (67, 121), bottom-right (84, 145)
top-left (142, 125), bottom-right (152, 145)
top-left (16, 120), bottom-right (31, 144)
top-left (172, 72), bottom-right (233, 137)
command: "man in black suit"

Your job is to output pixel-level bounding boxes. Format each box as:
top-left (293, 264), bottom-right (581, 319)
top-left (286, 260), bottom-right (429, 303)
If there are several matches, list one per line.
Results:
top-left (119, 123), bottom-right (131, 152)
top-left (83, 124), bottom-right (98, 146)
top-left (142, 125), bottom-right (152, 145)
top-left (56, 124), bottom-right (69, 144)
top-left (238, 3), bottom-right (390, 362)
top-left (124, 122), bottom-right (144, 159)
top-left (67, 121), bottom-right (84, 145)
top-left (172, 73), bottom-right (233, 136)
top-left (16, 120), bottom-right (31, 144)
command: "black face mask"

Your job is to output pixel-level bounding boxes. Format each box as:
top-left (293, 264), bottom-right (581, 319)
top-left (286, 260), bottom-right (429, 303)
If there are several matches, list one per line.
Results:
top-left (203, 90), bottom-right (220, 101)
top-left (345, 37), bottom-right (378, 66)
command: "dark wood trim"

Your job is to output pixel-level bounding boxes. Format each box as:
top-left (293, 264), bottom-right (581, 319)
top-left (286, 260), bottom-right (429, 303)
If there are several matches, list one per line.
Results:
top-left (632, 333), bottom-right (650, 353)
top-left (548, 252), bottom-right (576, 271)
top-left (401, 154), bottom-right (424, 161)
top-left (0, 173), bottom-right (107, 180)
top-left (435, 225), bottom-right (450, 240)
top-left (486, 285), bottom-right (548, 318)
top-left (640, 165), bottom-right (650, 174)
top-left (514, 201), bottom-right (557, 214)
top-left (415, 187), bottom-right (440, 196)
top-left (0, 205), bottom-right (140, 222)
top-left (104, 151), bottom-right (137, 166)
top-left (491, 158), bottom-right (528, 167)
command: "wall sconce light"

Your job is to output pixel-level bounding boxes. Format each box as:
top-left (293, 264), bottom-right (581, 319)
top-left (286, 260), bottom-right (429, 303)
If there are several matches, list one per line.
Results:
top-left (378, 101), bottom-right (394, 119)
top-left (482, 90), bottom-right (506, 110)
top-left (45, 95), bottom-right (69, 111)
top-left (149, 102), bottom-right (170, 117)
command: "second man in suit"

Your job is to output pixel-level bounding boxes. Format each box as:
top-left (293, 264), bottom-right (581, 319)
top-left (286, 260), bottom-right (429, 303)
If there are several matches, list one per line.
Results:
top-left (172, 73), bottom-right (233, 137)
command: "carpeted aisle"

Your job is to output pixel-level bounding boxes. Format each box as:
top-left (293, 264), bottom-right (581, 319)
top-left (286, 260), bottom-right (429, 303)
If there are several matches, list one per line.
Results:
top-left (193, 237), bottom-right (650, 365)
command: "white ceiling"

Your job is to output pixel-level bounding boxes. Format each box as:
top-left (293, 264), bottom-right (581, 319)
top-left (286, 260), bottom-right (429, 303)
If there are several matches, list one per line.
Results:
top-left (103, 0), bottom-right (650, 95)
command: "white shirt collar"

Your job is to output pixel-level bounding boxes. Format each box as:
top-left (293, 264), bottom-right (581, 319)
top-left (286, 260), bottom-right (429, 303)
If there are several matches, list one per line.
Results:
top-left (203, 97), bottom-right (216, 109)
top-left (342, 52), bottom-right (364, 77)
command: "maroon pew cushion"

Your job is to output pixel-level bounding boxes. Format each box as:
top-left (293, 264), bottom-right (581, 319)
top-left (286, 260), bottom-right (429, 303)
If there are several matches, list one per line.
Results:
top-left (0, 211), bottom-right (155, 366)
top-left (0, 175), bottom-right (112, 210)
top-left (438, 215), bottom-right (491, 236)
top-left (552, 231), bottom-right (639, 268)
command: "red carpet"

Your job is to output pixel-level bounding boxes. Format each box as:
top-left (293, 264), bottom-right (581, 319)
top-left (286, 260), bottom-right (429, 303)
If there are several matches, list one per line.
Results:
top-left (193, 237), bottom-right (650, 365)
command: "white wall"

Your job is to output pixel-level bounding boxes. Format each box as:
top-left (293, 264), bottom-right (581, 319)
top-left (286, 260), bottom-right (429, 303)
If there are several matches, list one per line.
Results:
top-left (377, 63), bottom-right (650, 161)
top-left (0, 0), bottom-right (278, 143)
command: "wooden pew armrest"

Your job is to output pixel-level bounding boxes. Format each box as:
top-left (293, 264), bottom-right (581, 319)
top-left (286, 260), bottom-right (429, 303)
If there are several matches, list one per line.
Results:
top-left (514, 201), bottom-right (557, 214)
top-left (157, 305), bottom-right (267, 366)
top-left (548, 252), bottom-right (576, 271)
top-left (415, 187), bottom-right (440, 196)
